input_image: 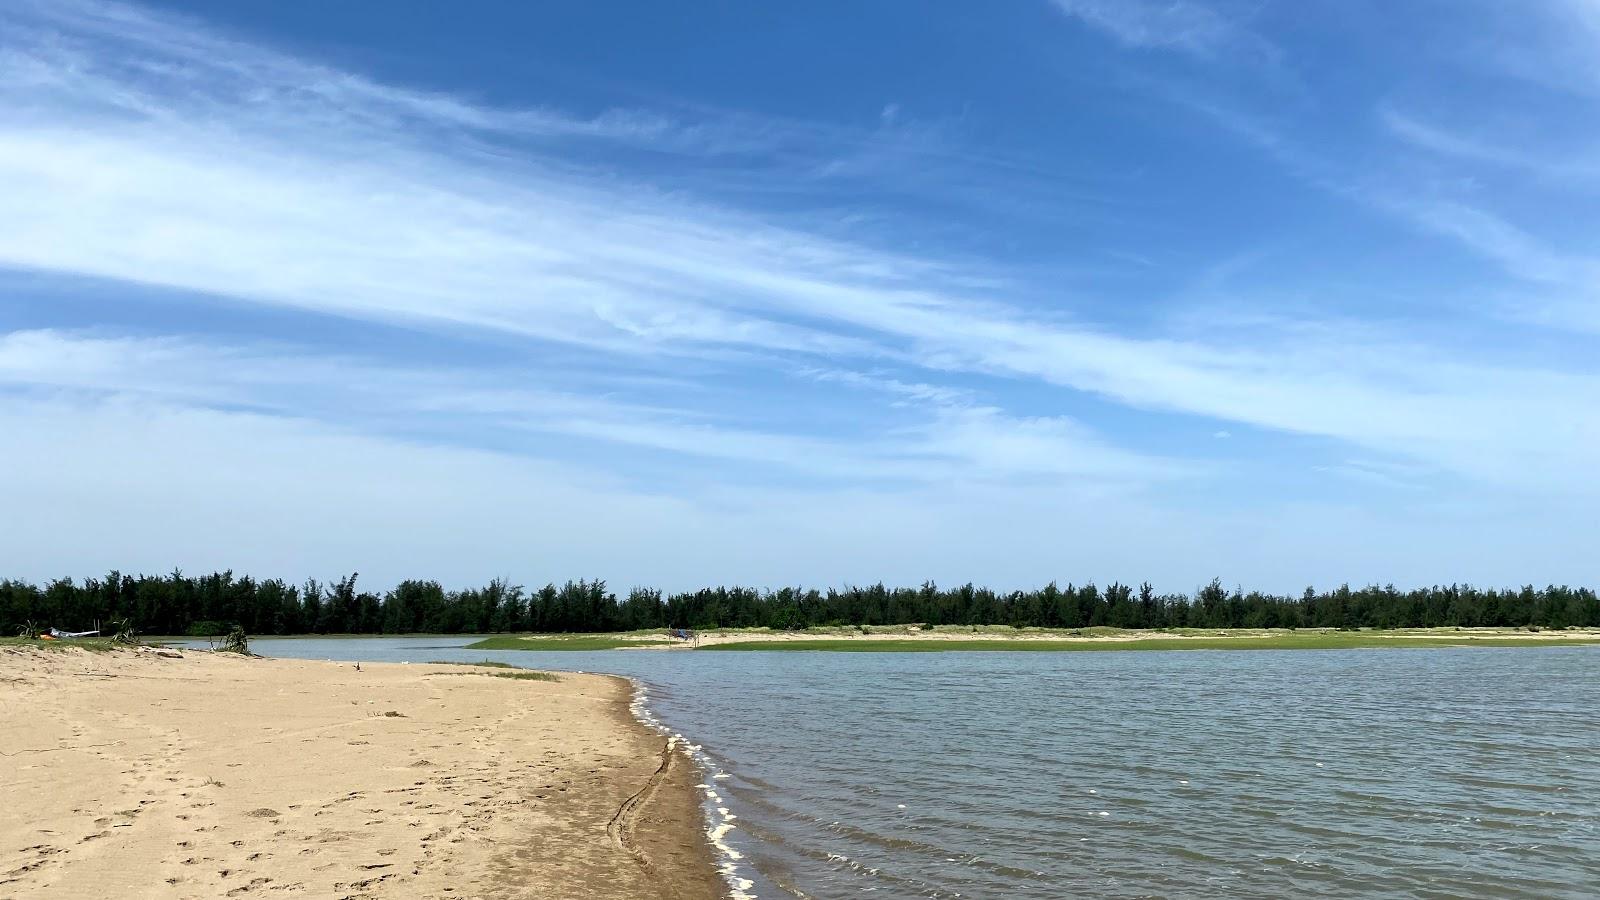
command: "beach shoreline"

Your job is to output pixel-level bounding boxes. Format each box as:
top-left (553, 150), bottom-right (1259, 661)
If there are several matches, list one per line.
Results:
top-left (0, 645), bottom-right (723, 899)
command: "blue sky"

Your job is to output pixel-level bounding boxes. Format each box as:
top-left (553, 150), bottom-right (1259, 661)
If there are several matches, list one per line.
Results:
top-left (1, 0), bottom-right (1596, 591)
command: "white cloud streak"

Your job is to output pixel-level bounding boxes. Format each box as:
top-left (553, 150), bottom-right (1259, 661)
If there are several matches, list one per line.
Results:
top-left (1114, 25), bottom-right (1600, 340)
top-left (5, 392), bottom-right (1592, 592)
top-left (1049, 0), bottom-right (1243, 57)
top-left (0, 329), bottom-right (1181, 486)
top-left (0, 0), bottom-right (1595, 496)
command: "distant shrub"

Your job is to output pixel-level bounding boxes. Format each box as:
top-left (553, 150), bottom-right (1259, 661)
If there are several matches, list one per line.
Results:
top-left (109, 618), bottom-right (141, 645)
top-left (186, 620), bottom-right (229, 637)
top-left (495, 671), bottom-right (558, 681)
top-left (217, 626), bottom-right (252, 655)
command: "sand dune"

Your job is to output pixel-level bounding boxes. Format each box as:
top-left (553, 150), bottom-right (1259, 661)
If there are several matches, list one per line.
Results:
top-left (0, 646), bottom-right (720, 899)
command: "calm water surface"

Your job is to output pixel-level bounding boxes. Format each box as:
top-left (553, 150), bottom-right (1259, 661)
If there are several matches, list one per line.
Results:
top-left (235, 638), bottom-right (1600, 899)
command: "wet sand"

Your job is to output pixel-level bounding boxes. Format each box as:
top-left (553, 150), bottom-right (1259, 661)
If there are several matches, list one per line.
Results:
top-left (0, 646), bottom-right (722, 899)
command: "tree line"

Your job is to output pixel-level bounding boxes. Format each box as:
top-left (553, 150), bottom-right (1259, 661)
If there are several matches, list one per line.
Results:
top-left (3, 570), bottom-right (1598, 637)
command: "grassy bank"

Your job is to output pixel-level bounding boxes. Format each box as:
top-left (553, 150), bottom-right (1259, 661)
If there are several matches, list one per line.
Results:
top-left (462, 627), bottom-right (1600, 653)
top-left (0, 636), bottom-right (114, 652)
top-left (424, 659), bottom-right (560, 680)
top-left (425, 659), bottom-right (563, 679)
top-left (702, 632), bottom-right (1600, 652)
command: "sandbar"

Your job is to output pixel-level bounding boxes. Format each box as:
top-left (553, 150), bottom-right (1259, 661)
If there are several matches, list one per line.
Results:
top-left (0, 646), bottom-right (722, 899)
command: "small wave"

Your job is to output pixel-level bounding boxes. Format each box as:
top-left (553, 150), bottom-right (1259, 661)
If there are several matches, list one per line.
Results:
top-left (626, 677), bottom-right (761, 899)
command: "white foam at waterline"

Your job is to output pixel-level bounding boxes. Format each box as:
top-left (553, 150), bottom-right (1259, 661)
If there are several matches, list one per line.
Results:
top-left (626, 676), bottom-right (758, 899)
top-left (708, 822), bottom-right (745, 860)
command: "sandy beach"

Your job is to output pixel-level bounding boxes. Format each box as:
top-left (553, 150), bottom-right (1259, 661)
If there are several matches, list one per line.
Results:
top-left (0, 646), bottom-right (721, 899)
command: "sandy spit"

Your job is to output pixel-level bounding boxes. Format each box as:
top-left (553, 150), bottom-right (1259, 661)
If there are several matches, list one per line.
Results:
top-left (619, 626), bottom-right (1600, 648)
top-left (0, 646), bottom-right (722, 900)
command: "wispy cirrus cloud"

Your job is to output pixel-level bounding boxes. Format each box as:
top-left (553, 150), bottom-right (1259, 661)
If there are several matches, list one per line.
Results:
top-left (1049, 0), bottom-right (1244, 57)
top-left (20, 389), bottom-right (1585, 592)
top-left (1086, 8), bottom-right (1600, 338)
top-left (2, 0), bottom-right (689, 147)
top-left (0, 329), bottom-right (1184, 486)
top-left (0, 0), bottom-right (1596, 504)
top-left (2, 0), bottom-right (1600, 590)
top-left (1464, 0), bottom-right (1600, 97)
top-left (1379, 103), bottom-right (1600, 191)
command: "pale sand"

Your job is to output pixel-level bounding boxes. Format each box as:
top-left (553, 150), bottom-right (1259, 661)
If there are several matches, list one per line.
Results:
top-left (0, 647), bottom-right (721, 900)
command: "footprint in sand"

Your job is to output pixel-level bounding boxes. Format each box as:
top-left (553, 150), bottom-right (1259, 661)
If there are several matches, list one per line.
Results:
top-left (223, 876), bottom-right (272, 896)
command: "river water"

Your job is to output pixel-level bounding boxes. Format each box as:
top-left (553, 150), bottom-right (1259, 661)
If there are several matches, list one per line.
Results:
top-left (229, 638), bottom-right (1600, 899)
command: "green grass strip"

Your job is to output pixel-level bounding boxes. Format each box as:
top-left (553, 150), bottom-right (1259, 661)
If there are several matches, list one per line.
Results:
top-left (700, 633), bottom-right (1600, 652)
top-left (0, 636), bottom-right (115, 652)
top-left (423, 659), bottom-right (560, 680)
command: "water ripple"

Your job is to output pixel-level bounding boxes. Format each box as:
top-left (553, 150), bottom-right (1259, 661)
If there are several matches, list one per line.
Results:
top-left (244, 639), bottom-right (1600, 899)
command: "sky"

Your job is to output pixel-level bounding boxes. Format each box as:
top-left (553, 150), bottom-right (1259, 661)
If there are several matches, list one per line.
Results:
top-left (1, 0), bottom-right (1596, 593)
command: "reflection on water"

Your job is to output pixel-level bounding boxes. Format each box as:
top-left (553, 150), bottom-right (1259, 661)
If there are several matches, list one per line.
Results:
top-left (232, 638), bottom-right (1600, 899)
